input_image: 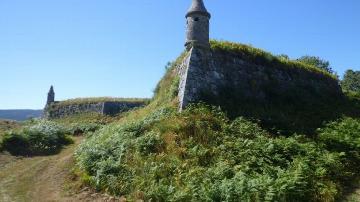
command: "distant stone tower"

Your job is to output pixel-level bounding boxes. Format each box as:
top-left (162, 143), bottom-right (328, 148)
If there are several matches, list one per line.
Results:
top-left (185, 0), bottom-right (211, 49)
top-left (47, 85), bottom-right (55, 105)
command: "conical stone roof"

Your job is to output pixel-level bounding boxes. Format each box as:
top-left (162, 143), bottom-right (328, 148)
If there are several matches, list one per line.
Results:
top-left (186, 0), bottom-right (211, 18)
top-left (49, 85), bottom-right (54, 93)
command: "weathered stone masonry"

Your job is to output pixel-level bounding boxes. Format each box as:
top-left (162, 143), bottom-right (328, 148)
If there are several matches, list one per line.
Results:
top-left (44, 101), bottom-right (145, 119)
top-left (178, 47), bottom-right (343, 110)
top-left (43, 86), bottom-right (146, 119)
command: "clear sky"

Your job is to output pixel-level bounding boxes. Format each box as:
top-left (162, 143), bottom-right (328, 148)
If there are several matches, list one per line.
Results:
top-left (1, 0), bottom-right (359, 109)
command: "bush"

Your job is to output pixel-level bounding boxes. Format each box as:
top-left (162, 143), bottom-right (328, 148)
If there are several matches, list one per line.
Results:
top-left (0, 120), bottom-right (73, 155)
top-left (318, 117), bottom-right (360, 184)
top-left (137, 131), bottom-right (165, 155)
top-left (1, 132), bottom-right (30, 154)
top-left (0, 120), bottom-right (21, 147)
top-left (319, 117), bottom-right (360, 151)
top-left (75, 104), bottom-right (360, 201)
top-left (342, 69), bottom-right (360, 93)
top-left (66, 123), bottom-right (101, 136)
top-left (296, 55), bottom-right (335, 75)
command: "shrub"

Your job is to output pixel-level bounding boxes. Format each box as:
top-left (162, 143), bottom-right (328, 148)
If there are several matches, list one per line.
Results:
top-left (0, 120), bottom-right (73, 155)
top-left (1, 132), bottom-right (30, 154)
top-left (318, 117), bottom-right (360, 184)
top-left (0, 120), bottom-right (21, 147)
top-left (137, 131), bottom-right (165, 155)
top-left (342, 69), bottom-right (360, 93)
top-left (296, 55), bottom-right (334, 75)
top-left (319, 117), bottom-right (360, 152)
top-left (75, 104), bottom-right (359, 201)
top-left (67, 123), bottom-right (101, 136)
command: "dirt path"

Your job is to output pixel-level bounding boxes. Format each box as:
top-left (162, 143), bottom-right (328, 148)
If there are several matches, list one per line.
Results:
top-left (0, 137), bottom-right (120, 202)
top-left (344, 187), bottom-right (360, 202)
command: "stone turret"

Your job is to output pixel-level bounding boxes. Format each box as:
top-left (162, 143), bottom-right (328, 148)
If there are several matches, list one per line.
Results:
top-left (46, 85), bottom-right (55, 105)
top-left (185, 0), bottom-right (211, 49)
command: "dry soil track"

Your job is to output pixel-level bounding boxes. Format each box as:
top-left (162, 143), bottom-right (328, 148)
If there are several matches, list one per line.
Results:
top-left (0, 137), bottom-right (120, 202)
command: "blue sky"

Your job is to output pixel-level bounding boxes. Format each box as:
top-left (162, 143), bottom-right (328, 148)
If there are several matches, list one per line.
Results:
top-left (0, 0), bottom-right (359, 109)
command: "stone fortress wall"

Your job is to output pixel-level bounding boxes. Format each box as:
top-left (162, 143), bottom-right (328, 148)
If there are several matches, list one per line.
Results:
top-left (177, 46), bottom-right (342, 110)
top-left (44, 101), bottom-right (145, 119)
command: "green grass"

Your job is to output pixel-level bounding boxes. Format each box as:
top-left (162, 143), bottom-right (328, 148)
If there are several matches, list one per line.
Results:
top-left (75, 104), bottom-right (360, 201)
top-left (210, 40), bottom-right (338, 80)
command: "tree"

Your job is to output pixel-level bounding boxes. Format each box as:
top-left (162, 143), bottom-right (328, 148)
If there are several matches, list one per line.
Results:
top-left (341, 69), bottom-right (360, 93)
top-left (278, 54), bottom-right (289, 60)
top-left (297, 56), bottom-right (334, 74)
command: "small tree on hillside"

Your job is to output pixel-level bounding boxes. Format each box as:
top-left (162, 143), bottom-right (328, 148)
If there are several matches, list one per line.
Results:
top-left (297, 56), bottom-right (334, 74)
top-left (278, 54), bottom-right (290, 60)
top-left (341, 69), bottom-right (360, 93)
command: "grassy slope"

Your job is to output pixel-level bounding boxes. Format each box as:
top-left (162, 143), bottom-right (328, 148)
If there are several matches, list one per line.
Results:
top-left (74, 42), bottom-right (360, 201)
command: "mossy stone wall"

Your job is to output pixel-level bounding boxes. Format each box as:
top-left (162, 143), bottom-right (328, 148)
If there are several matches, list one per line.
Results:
top-left (44, 101), bottom-right (145, 119)
top-left (178, 46), bottom-right (344, 133)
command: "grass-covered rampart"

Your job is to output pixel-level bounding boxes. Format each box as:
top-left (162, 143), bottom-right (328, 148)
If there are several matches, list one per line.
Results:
top-left (74, 46), bottom-right (360, 201)
top-left (210, 40), bottom-right (338, 80)
top-left (75, 103), bottom-right (360, 201)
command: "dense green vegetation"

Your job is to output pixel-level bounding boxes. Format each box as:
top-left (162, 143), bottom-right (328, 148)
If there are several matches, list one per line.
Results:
top-left (296, 55), bottom-right (335, 75)
top-left (0, 120), bottom-right (73, 155)
top-left (342, 70), bottom-right (360, 93)
top-left (73, 46), bottom-right (360, 201)
top-left (75, 104), bottom-right (360, 201)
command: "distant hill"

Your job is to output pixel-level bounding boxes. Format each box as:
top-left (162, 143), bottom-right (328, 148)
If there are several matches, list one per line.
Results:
top-left (0, 110), bottom-right (43, 121)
